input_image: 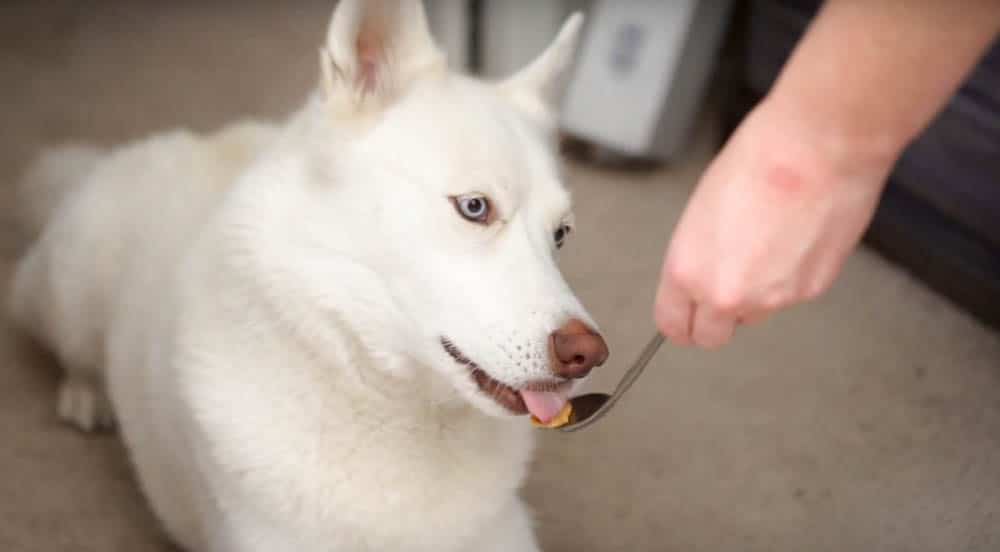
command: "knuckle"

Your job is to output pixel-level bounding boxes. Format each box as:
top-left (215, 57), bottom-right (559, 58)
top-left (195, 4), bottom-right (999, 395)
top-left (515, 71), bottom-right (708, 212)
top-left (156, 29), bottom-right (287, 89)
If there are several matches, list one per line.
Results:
top-left (655, 313), bottom-right (689, 345)
top-left (801, 279), bottom-right (831, 301)
top-left (666, 259), bottom-right (699, 292)
top-left (759, 289), bottom-right (792, 311)
top-left (709, 289), bottom-right (745, 315)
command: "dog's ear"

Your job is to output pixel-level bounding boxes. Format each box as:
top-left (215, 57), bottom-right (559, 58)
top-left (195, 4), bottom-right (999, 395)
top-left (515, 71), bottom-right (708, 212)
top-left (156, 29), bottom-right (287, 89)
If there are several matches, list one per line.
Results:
top-left (499, 12), bottom-right (584, 124)
top-left (320, 0), bottom-right (445, 113)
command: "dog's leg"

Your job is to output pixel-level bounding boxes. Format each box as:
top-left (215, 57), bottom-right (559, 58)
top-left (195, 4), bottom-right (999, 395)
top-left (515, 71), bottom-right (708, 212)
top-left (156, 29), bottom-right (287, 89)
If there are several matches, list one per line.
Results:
top-left (56, 373), bottom-right (114, 432)
top-left (473, 498), bottom-right (542, 552)
top-left (9, 253), bottom-right (115, 433)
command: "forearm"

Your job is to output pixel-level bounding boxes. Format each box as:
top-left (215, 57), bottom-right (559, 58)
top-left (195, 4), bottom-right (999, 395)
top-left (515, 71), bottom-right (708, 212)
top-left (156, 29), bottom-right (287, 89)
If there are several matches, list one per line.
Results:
top-left (765, 0), bottom-right (1000, 165)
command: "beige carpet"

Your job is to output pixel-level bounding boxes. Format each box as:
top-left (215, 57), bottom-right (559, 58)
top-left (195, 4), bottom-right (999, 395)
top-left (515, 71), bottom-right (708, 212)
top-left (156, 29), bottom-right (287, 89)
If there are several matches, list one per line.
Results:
top-left (2, 2), bottom-right (999, 551)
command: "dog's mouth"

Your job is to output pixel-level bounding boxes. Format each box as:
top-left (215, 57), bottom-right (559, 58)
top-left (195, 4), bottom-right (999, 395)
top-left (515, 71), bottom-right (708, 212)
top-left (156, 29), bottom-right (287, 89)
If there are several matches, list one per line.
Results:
top-left (441, 338), bottom-right (573, 422)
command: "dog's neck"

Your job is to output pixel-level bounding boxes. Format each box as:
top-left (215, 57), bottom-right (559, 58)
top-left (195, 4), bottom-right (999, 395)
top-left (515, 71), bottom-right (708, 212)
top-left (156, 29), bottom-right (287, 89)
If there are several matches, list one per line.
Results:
top-left (218, 188), bottom-right (476, 425)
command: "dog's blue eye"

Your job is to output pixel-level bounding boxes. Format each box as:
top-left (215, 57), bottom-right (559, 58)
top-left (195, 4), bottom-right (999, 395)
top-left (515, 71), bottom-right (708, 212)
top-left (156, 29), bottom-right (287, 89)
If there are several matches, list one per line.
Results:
top-left (554, 225), bottom-right (570, 249)
top-left (452, 194), bottom-right (492, 224)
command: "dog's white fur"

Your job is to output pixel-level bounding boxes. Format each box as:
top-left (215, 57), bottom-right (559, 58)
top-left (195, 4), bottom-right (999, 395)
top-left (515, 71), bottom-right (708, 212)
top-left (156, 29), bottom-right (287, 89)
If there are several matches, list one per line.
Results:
top-left (7, 1), bottom-right (596, 551)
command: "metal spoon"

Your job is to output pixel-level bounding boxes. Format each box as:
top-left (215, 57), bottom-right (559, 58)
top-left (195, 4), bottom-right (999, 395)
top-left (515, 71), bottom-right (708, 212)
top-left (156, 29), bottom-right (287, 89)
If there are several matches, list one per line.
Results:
top-left (558, 333), bottom-right (664, 433)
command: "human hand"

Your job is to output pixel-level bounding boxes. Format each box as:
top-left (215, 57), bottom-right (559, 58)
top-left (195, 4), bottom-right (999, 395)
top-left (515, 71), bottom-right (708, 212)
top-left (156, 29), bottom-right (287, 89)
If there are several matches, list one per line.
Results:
top-left (654, 99), bottom-right (897, 348)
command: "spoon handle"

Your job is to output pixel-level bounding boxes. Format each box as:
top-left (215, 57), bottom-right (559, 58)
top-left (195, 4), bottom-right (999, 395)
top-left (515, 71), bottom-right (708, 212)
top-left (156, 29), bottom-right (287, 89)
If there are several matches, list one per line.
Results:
top-left (561, 333), bottom-right (665, 432)
top-left (608, 332), bottom-right (664, 402)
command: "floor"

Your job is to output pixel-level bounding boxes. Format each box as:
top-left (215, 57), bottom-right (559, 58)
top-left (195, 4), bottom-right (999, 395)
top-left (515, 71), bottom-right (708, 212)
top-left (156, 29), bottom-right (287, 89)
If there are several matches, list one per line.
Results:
top-left (2, 2), bottom-right (999, 551)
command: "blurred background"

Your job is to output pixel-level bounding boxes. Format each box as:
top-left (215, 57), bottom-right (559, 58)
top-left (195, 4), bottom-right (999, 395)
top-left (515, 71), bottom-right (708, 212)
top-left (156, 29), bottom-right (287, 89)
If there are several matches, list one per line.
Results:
top-left (1, 1), bottom-right (998, 550)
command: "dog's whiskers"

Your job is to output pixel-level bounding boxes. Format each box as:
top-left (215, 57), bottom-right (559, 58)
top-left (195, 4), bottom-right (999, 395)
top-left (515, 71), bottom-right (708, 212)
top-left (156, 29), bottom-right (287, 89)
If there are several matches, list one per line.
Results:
top-left (442, 337), bottom-right (530, 412)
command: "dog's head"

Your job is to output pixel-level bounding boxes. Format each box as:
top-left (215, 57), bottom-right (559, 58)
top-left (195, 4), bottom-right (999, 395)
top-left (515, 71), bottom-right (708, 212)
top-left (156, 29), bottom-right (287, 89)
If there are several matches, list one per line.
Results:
top-left (276, 0), bottom-right (607, 422)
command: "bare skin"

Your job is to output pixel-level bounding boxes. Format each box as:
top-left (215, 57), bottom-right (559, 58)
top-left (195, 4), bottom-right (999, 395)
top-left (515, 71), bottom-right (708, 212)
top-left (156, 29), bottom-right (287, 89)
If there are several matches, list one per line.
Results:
top-left (655, 0), bottom-right (1000, 348)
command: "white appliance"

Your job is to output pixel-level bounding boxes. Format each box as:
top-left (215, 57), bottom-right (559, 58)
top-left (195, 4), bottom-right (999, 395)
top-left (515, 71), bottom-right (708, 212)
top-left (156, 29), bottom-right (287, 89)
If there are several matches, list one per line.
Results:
top-left (559, 0), bottom-right (734, 160)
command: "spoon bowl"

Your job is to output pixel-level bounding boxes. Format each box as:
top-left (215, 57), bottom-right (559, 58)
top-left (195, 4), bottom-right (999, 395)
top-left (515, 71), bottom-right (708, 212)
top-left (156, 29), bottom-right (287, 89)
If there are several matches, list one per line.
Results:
top-left (563, 392), bottom-right (612, 427)
top-left (557, 333), bottom-right (664, 433)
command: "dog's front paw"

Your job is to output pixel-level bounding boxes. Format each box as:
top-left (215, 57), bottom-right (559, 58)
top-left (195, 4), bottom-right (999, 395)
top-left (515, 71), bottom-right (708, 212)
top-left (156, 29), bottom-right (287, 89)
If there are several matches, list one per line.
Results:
top-left (57, 377), bottom-right (114, 432)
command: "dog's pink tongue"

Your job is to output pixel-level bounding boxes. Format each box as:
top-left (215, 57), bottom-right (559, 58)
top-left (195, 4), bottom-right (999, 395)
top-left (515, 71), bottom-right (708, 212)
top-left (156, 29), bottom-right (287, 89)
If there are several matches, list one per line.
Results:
top-left (520, 390), bottom-right (568, 423)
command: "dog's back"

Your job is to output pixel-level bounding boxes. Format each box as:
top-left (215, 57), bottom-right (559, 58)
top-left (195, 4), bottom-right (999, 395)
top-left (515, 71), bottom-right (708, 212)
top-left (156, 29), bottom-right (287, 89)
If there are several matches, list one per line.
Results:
top-left (8, 121), bottom-right (275, 430)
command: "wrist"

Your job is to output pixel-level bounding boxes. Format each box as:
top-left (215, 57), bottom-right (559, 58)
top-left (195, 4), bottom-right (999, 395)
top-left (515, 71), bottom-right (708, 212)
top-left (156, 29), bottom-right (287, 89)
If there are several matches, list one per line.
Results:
top-left (764, 87), bottom-right (906, 164)
top-left (749, 93), bottom-right (902, 189)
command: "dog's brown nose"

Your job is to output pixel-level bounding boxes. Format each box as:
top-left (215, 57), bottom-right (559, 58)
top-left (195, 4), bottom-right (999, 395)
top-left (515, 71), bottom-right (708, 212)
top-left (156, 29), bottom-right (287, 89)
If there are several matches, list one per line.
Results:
top-left (550, 319), bottom-right (609, 379)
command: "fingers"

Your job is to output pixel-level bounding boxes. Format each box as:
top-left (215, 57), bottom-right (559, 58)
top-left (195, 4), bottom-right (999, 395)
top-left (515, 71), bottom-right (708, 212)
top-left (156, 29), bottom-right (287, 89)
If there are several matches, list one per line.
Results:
top-left (655, 251), bottom-right (741, 348)
top-left (655, 261), bottom-right (771, 348)
top-left (661, 302), bottom-right (763, 348)
top-left (656, 293), bottom-right (743, 348)
top-left (654, 279), bottom-right (694, 346)
top-left (690, 306), bottom-right (736, 349)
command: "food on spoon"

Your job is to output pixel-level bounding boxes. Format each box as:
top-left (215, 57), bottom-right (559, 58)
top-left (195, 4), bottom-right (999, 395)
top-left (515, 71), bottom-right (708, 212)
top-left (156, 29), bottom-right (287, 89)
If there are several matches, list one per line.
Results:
top-left (530, 402), bottom-right (573, 428)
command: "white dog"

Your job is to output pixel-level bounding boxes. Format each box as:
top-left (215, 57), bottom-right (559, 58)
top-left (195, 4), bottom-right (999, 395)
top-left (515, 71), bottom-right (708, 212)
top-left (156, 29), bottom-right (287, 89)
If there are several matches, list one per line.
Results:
top-left (7, 1), bottom-right (609, 550)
